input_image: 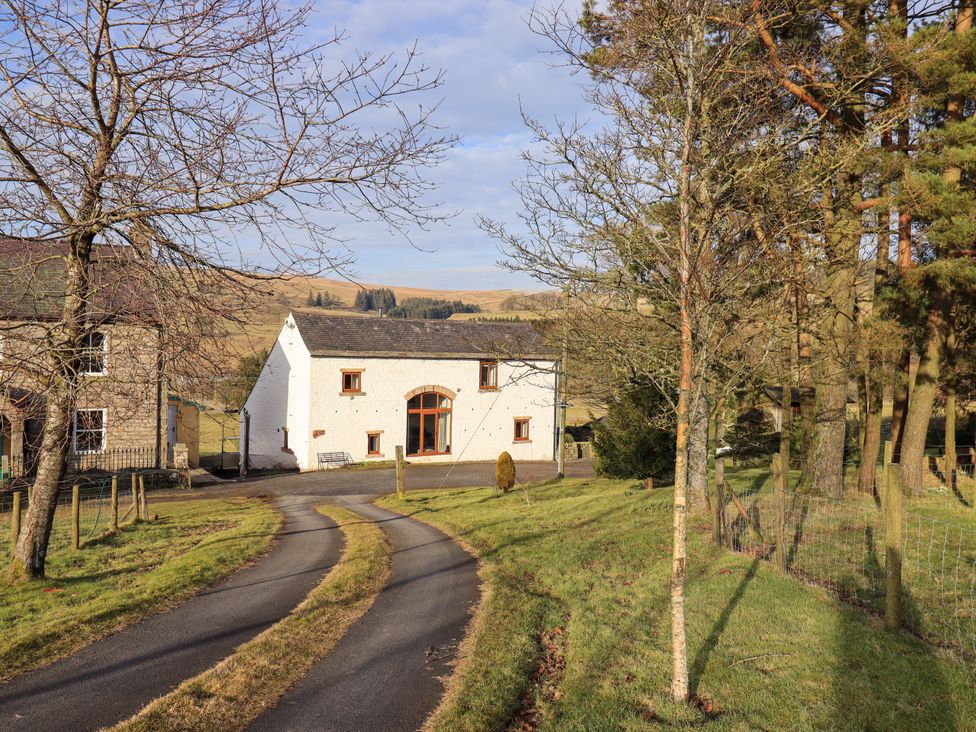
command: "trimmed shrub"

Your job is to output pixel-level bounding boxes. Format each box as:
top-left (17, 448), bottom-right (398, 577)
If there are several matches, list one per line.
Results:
top-left (496, 451), bottom-right (516, 492)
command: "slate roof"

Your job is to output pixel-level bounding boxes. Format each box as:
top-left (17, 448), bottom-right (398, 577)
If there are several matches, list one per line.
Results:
top-left (290, 310), bottom-right (556, 360)
top-left (0, 238), bottom-right (154, 322)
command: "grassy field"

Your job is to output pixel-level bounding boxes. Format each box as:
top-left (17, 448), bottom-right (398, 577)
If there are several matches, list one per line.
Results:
top-left (114, 504), bottom-right (389, 732)
top-left (378, 476), bottom-right (976, 731)
top-left (0, 498), bottom-right (279, 682)
top-left (199, 411), bottom-right (239, 459)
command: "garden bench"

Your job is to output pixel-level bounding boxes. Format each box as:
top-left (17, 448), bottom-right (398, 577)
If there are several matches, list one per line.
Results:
top-left (317, 451), bottom-right (353, 469)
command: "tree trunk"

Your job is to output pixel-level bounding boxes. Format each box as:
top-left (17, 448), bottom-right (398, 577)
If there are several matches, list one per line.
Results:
top-left (859, 369), bottom-right (883, 494)
top-left (944, 325), bottom-right (957, 489)
top-left (890, 349), bottom-right (911, 458)
top-left (900, 292), bottom-right (950, 493)
top-left (811, 201), bottom-right (858, 497)
top-left (12, 237), bottom-right (93, 579)
top-left (688, 393), bottom-right (709, 511)
top-left (795, 271), bottom-right (815, 489)
top-left (945, 388), bottom-right (957, 490)
top-left (669, 51), bottom-right (696, 701)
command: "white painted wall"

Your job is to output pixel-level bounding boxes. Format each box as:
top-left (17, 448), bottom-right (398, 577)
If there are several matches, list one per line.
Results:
top-left (245, 316), bottom-right (557, 471)
top-left (242, 315), bottom-right (311, 470)
top-left (304, 355), bottom-right (557, 468)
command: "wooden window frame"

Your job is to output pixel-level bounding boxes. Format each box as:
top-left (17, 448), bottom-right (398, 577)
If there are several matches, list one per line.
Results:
top-left (479, 359), bottom-right (498, 390)
top-left (513, 417), bottom-right (531, 443)
top-left (341, 369), bottom-right (364, 395)
top-left (406, 392), bottom-right (452, 457)
top-left (367, 431), bottom-right (382, 456)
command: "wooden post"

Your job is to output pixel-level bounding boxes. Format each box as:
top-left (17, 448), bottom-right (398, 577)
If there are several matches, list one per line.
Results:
top-left (773, 455), bottom-right (786, 571)
top-left (884, 464), bottom-right (904, 630)
top-left (139, 474), bottom-right (148, 520)
top-left (240, 411), bottom-right (251, 479)
top-left (71, 483), bottom-right (80, 550)
top-left (131, 472), bottom-right (139, 521)
top-left (11, 491), bottom-right (21, 546)
top-left (110, 476), bottom-right (119, 532)
top-left (395, 445), bottom-right (405, 500)
top-left (712, 476), bottom-right (724, 547)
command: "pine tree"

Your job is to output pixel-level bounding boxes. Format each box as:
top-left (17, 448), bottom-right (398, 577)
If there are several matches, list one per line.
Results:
top-left (899, 2), bottom-right (976, 492)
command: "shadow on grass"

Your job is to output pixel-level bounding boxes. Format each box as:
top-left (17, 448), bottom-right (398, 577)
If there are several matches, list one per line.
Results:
top-left (830, 523), bottom-right (957, 730)
top-left (689, 557), bottom-right (761, 697)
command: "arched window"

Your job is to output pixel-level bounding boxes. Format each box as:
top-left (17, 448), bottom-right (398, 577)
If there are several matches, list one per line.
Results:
top-left (406, 391), bottom-right (452, 456)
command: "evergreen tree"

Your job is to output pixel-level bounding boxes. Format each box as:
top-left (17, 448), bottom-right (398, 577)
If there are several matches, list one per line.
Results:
top-left (315, 292), bottom-right (323, 307)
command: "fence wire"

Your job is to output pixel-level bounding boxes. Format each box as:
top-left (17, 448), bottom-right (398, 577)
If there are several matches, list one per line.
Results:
top-left (725, 476), bottom-right (976, 658)
top-left (0, 471), bottom-right (172, 558)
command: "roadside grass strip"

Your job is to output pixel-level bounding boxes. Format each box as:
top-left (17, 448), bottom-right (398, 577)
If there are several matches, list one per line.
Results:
top-left (110, 504), bottom-right (390, 732)
top-left (378, 479), bottom-right (976, 731)
top-left (0, 498), bottom-right (279, 683)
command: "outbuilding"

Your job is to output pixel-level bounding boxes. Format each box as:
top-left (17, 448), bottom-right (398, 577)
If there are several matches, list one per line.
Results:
top-left (243, 312), bottom-right (559, 470)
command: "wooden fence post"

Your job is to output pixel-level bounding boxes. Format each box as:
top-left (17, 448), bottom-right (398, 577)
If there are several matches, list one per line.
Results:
top-left (11, 491), bottom-right (21, 546)
top-left (712, 477), bottom-right (725, 547)
top-left (884, 464), bottom-right (904, 630)
top-left (110, 476), bottom-right (119, 532)
top-left (713, 444), bottom-right (726, 547)
top-left (71, 484), bottom-right (81, 550)
top-left (131, 472), bottom-right (139, 521)
top-left (881, 440), bottom-right (892, 493)
top-left (395, 446), bottom-right (405, 500)
top-left (773, 454), bottom-right (786, 571)
top-left (139, 474), bottom-right (148, 520)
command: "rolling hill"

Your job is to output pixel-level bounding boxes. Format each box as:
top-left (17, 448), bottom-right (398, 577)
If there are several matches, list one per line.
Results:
top-left (215, 274), bottom-right (542, 369)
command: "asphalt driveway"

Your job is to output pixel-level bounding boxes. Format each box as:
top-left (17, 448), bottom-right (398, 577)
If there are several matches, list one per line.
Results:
top-left (0, 495), bottom-right (343, 731)
top-left (250, 496), bottom-right (480, 732)
top-left (184, 458), bottom-right (594, 499)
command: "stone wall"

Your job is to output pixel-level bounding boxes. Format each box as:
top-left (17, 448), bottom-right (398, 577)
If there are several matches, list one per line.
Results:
top-left (0, 320), bottom-right (166, 466)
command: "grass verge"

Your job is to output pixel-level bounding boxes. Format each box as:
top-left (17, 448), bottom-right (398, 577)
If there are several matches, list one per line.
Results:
top-left (378, 478), bottom-right (976, 731)
top-left (0, 498), bottom-right (279, 683)
top-left (111, 504), bottom-right (390, 732)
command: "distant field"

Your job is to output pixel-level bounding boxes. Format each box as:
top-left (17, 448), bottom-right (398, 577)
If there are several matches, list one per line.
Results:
top-left (200, 411), bottom-right (240, 458)
top-left (448, 310), bottom-right (544, 321)
top-left (208, 276), bottom-right (544, 369)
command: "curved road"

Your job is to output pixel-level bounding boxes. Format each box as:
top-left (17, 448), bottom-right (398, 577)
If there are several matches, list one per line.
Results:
top-left (250, 495), bottom-right (480, 732)
top-left (0, 495), bottom-right (343, 731)
top-left (2, 463), bottom-right (590, 731)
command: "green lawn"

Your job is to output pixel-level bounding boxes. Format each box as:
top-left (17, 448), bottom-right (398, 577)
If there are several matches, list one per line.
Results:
top-left (0, 498), bottom-right (279, 682)
top-left (378, 477), bottom-right (976, 731)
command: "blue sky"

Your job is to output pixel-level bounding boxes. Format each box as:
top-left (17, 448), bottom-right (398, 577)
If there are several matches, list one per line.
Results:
top-left (278, 1), bottom-right (588, 291)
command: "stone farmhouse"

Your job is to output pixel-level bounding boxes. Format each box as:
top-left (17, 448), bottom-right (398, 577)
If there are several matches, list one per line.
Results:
top-left (0, 239), bottom-right (195, 477)
top-left (243, 311), bottom-right (559, 470)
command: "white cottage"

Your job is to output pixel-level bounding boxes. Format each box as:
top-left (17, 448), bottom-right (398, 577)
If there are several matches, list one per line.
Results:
top-left (243, 311), bottom-right (558, 470)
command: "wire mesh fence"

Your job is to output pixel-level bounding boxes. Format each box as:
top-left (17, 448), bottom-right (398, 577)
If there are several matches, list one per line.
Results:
top-left (0, 470), bottom-right (174, 558)
top-left (723, 471), bottom-right (976, 658)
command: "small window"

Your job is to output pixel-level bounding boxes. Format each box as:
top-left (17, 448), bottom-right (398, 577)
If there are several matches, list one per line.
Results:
top-left (367, 432), bottom-right (381, 456)
top-left (479, 360), bottom-right (498, 389)
top-left (341, 370), bottom-right (362, 394)
top-left (73, 409), bottom-right (106, 453)
top-left (80, 331), bottom-right (106, 375)
top-left (514, 417), bottom-right (530, 442)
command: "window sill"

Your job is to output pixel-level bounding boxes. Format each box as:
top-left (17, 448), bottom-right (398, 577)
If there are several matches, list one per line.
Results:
top-left (339, 391), bottom-right (365, 397)
top-left (513, 440), bottom-right (531, 444)
top-left (366, 453), bottom-right (385, 459)
top-left (478, 387), bottom-right (498, 392)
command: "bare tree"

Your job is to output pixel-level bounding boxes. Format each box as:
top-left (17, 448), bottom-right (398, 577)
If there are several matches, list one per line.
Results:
top-left (0, 0), bottom-right (451, 578)
top-left (489, 0), bottom-right (819, 704)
